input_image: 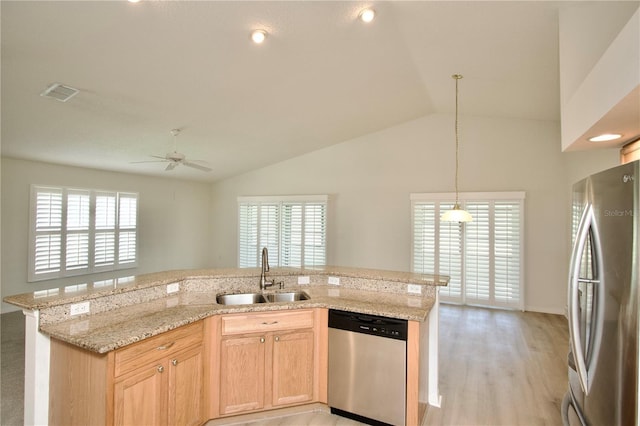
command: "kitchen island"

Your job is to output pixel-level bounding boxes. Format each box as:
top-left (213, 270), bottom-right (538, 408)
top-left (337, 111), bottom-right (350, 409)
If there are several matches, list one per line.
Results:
top-left (4, 266), bottom-right (448, 425)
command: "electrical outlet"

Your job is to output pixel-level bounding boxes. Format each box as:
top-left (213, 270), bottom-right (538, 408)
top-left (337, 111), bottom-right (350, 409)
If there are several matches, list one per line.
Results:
top-left (69, 301), bottom-right (90, 316)
top-left (407, 284), bottom-right (422, 295)
top-left (328, 276), bottom-right (340, 285)
top-left (297, 276), bottom-right (310, 285)
top-left (167, 283), bottom-right (180, 294)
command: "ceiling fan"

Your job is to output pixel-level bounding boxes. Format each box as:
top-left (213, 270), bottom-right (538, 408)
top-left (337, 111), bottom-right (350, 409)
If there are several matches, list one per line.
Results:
top-left (134, 128), bottom-right (212, 172)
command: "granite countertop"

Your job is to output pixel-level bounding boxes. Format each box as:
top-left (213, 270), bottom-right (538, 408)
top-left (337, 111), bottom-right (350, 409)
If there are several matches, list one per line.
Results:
top-left (5, 266), bottom-right (447, 354)
top-left (4, 266), bottom-right (448, 311)
top-left (40, 285), bottom-right (436, 353)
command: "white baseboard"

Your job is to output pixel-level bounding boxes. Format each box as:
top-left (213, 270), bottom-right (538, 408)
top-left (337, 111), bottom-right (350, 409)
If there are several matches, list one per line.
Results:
top-left (524, 305), bottom-right (566, 316)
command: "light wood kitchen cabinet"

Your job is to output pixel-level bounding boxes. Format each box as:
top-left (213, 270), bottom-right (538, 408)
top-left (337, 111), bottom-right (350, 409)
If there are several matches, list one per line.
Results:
top-left (271, 329), bottom-right (314, 406)
top-left (113, 344), bottom-right (204, 426)
top-left (219, 334), bottom-right (266, 413)
top-left (113, 361), bottom-right (166, 426)
top-left (217, 309), bottom-right (320, 417)
top-left (49, 321), bottom-right (205, 426)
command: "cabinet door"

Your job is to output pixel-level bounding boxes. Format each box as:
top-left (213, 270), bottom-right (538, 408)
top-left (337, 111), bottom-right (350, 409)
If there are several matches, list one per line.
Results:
top-left (167, 345), bottom-right (204, 426)
top-left (272, 330), bottom-right (314, 406)
top-left (219, 334), bottom-right (266, 415)
top-left (114, 362), bottom-right (167, 426)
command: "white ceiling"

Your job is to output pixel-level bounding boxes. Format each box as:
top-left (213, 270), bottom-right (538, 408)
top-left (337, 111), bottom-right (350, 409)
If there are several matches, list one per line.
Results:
top-left (0, 1), bottom-right (595, 182)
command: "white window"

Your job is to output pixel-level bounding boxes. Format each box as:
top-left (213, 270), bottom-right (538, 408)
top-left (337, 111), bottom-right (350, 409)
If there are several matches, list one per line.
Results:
top-left (238, 195), bottom-right (328, 268)
top-left (411, 192), bottom-right (525, 310)
top-left (29, 185), bottom-right (138, 282)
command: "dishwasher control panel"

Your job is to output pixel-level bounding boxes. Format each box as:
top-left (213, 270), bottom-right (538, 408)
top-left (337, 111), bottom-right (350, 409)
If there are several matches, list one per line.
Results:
top-left (328, 309), bottom-right (408, 341)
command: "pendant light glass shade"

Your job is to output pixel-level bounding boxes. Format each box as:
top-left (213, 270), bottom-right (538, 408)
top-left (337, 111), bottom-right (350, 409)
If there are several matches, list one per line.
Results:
top-left (442, 74), bottom-right (472, 223)
top-left (441, 203), bottom-right (473, 222)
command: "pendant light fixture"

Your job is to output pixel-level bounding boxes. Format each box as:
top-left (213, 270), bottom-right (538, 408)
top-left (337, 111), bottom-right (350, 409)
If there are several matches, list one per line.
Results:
top-left (441, 74), bottom-right (473, 223)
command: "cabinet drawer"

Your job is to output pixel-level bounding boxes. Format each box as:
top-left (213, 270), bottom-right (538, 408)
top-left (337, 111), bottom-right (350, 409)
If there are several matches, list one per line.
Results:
top-left (221, 310), bottom-right (314, 336)
top-left (114, 321), bottom-right (203, 377)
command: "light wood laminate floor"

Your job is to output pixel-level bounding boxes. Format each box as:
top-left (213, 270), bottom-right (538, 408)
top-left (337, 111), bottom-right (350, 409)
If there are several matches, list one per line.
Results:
top-left (1, 304), bottom-right (568, 426)
top-left (423, 304), bottom-right (569, 426)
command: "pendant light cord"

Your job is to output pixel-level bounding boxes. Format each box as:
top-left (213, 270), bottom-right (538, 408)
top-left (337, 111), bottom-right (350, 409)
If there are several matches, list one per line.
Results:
top-left (453, 74), bottom-right (462, 206)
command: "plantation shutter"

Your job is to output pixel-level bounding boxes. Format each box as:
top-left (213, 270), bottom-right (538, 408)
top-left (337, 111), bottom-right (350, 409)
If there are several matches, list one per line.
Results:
top-left (411, 192), bottom-right (524, 309)
top-left (94, 192), bottom-right (116, 268)
top-left (260, 203), bottom-right (280, 266)
top-left (65, 190), bottom-right (90, 272)
top-left (238, 196), bottom-right (327, 268)
top-left (464, 202), bottom-right (490, 302)
top-left (439, 203), bottom-right (463, 300)
top-left (304, 202), bottom-right (326, 266)
top-left (29, 185), bottom-right (138, 281)
top-left (239, 204), bottom-right (259, 267)
top-left (412, 202), bottom-right (436, 275)
top-left (282, 203), bottom-right (303, 267)
top-left (493, 201), bottom-right (522, 307)
top-left (31, 187), bottom-right (63, 279)
top-left (118, 193), bottom-right (138, 265)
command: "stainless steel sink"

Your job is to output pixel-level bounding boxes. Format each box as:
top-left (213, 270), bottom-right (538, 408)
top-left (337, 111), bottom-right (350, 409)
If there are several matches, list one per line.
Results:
top-left (216, 293), bottom-right (267, 305)
top-left (265, 291), bottom-right (310, 303)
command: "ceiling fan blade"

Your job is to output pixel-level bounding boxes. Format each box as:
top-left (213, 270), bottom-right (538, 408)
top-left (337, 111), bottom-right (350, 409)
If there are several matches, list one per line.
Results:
top-left (131, 154), bottom-right (170, 164)
top-left (183, 160), bottom-right (212, 172)
top-left (165, 162), bottom-right (178, 171)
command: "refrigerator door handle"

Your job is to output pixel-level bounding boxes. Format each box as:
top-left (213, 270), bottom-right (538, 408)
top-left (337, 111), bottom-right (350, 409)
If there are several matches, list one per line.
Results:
top-left (568, 204), bottom-right (595, 394)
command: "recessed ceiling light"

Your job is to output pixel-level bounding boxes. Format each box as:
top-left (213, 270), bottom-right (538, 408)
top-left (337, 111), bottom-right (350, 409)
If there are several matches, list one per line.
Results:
top-left (589, 133), bottom-right (622, 142)
top-left (250, 30), bottom-right (267, 44)
top-left (127, 0), bottom-right (141, 3)
top-left (359, 8), bottom-right (376, 23)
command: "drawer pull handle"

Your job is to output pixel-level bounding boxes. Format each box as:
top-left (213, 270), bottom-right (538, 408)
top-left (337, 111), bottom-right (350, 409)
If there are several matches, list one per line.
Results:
top-left (157, 365), bottom-right (164, 373)
top-left (261, 321), bottom-right (279, 325)
top-left (156, 342), bottom-right (176, 351)
top-left (171, 359), bottom-right (178, 366)
top-left (275, 336), bottom-right (280, 342)
top-left (260, 337), bottom-right (265, 343)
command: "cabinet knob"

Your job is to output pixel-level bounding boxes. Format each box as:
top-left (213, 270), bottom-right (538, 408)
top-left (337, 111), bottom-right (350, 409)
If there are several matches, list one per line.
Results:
top-left (157, 365), bottom-right (164, 373)
top-left (260, 337), bottom-right (265, 343)
top-left (274, 336), bottom-right (280, 342)
top-left (171, 359), bottom-right (178, 366)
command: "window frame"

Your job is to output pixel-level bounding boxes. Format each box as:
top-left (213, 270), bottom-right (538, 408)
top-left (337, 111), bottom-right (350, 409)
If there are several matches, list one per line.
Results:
top-left (28, 185), bottom-right (139, 282)
top-left (411, 191), bottom-right (525, 310)
top-left (237, 195), bottom-right (328, 268)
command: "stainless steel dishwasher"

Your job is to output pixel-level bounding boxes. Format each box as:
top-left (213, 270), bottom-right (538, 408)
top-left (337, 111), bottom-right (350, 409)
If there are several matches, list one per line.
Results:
top-left (328, 309), bottom-right (408, 426)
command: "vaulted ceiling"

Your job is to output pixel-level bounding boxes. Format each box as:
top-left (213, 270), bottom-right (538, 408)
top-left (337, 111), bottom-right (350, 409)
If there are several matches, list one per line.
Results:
top-left (0, 1), bottom-right (604, 182)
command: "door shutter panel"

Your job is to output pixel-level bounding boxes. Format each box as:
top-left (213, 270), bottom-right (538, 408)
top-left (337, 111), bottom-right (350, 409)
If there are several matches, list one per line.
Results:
top-left (464, 202), bottom-right (490, 302)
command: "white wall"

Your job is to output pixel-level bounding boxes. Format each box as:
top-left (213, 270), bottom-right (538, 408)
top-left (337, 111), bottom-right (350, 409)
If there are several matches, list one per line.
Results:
top-left (1, 158), bottom-right (213, 313)
top-left (558, 1), bottom-right (639, 106)
top-left (559, 4), bottom-right (640, 150)
top-left (209, 113), bottom-right (619, 314)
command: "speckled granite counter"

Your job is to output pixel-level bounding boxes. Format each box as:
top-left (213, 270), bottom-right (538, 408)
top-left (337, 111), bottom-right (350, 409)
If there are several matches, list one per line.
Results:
top-left (4, 266), bottom-right (448, 354)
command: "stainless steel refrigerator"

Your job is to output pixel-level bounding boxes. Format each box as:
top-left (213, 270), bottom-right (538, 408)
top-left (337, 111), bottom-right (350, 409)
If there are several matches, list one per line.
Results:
top-left (562, 160), bottom-right (638, 425)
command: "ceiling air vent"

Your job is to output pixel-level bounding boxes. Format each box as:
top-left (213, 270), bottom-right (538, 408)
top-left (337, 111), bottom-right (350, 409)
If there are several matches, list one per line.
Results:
top-left (40, 83), bottom-right (79, 102)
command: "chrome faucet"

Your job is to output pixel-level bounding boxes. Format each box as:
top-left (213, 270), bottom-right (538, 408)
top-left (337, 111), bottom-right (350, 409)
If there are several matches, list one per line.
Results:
top-left (260, 247), bottom-right (274, 290)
